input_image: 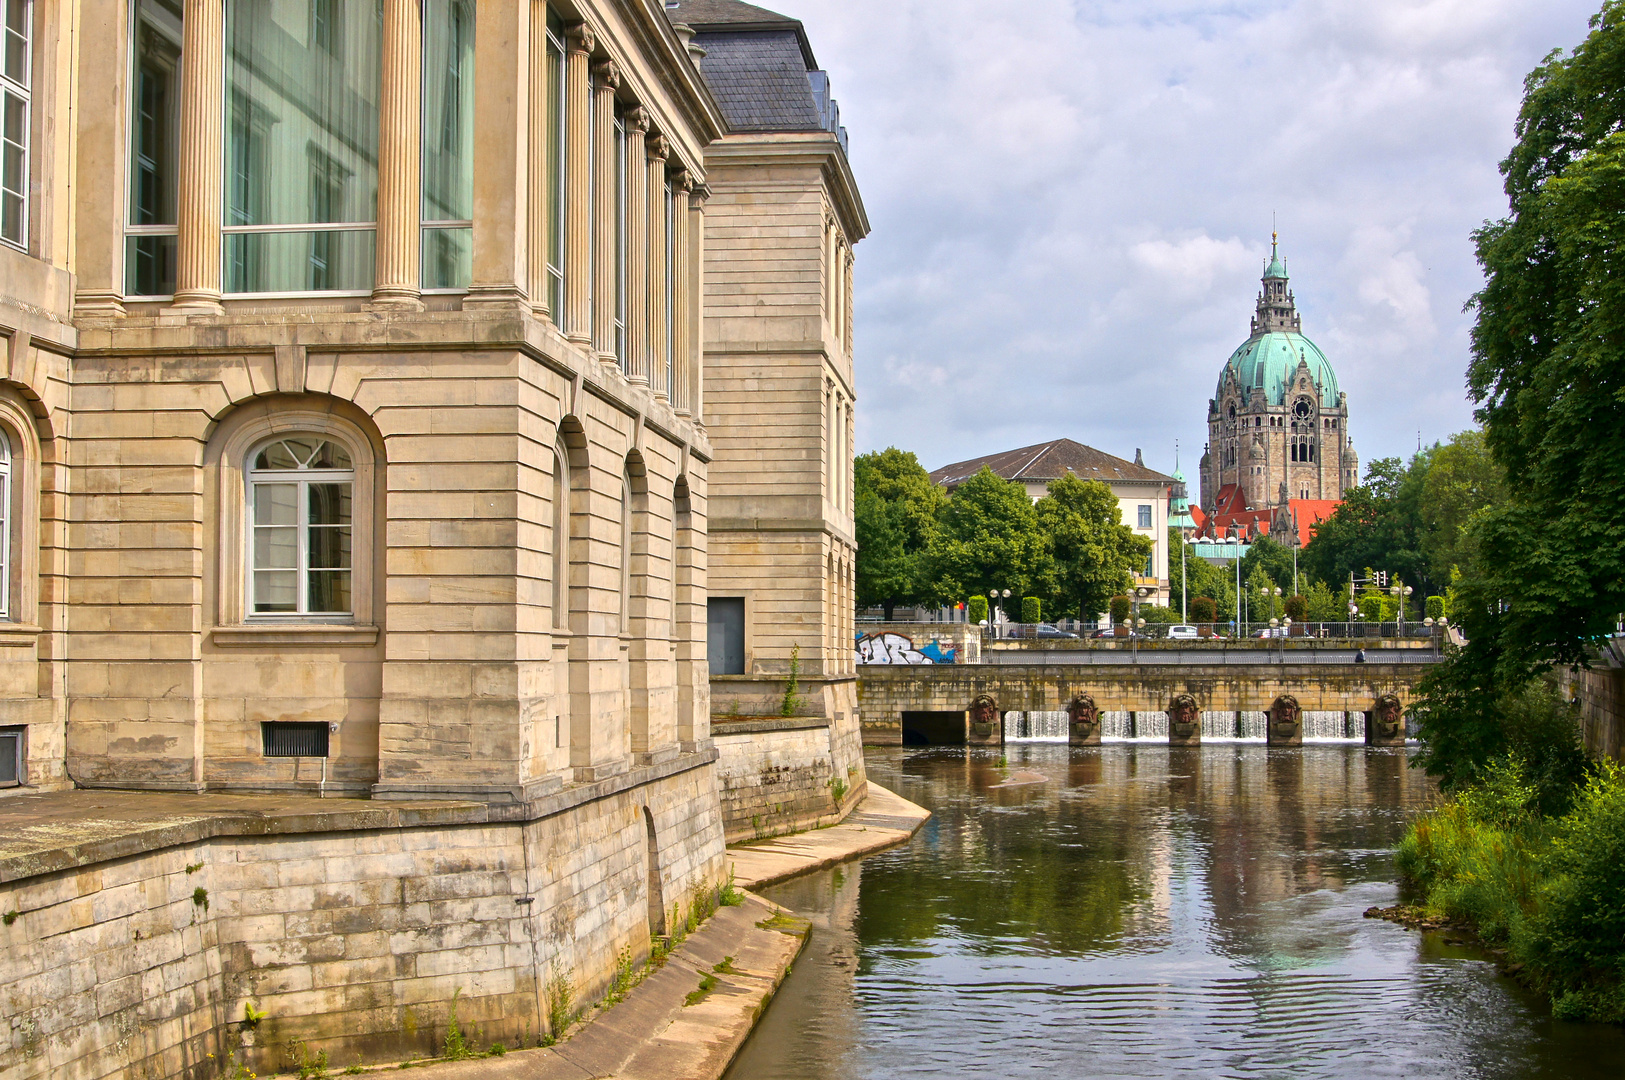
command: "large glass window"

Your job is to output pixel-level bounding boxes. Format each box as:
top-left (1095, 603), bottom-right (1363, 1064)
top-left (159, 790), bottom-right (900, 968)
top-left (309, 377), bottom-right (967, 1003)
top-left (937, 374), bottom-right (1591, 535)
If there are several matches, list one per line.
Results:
top-left (421, 0), bottom-right (473, 289)
top-left (0, 0), bottom-right (29, 249)
top-left (545, 9), bottom-right (565, 315)
top-left (126, 0), bottom-right (182, 295)
top-left (613, 110), bottom-right (626, 363)
top-left (663, 181), bottom-right (675, 399)
top-left (224, 0), bottom-right (380, 294)
top-left (248, 436), bottom-right (353, 615)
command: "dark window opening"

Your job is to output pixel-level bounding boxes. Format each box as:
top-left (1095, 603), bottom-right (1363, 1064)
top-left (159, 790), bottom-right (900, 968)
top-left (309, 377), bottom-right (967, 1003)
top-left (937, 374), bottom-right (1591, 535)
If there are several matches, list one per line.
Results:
top-left (707, 597), bottom-right (745, 675)
top-left (0, 725), bottom-right (22, 785)
top-left (902, 711), bottom-right (967, 746)
top-left (262, 721), bottom-right (329, 757)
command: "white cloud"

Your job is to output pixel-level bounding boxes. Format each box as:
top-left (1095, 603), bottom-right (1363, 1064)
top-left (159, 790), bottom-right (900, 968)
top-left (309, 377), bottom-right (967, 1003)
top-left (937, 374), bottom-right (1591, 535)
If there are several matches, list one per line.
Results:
top-left (791, 0), bottom-right (1598, 480)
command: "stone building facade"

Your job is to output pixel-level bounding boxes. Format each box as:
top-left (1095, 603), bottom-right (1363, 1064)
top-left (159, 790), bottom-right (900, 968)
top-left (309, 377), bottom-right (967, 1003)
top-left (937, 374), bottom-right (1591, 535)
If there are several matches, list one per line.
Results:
top-left (0, 0), bottom-right (864, 1073)
top-left (1200, 237), bottom-right (1358, 518)
top-left (678, 0), bottom-right (869, 836)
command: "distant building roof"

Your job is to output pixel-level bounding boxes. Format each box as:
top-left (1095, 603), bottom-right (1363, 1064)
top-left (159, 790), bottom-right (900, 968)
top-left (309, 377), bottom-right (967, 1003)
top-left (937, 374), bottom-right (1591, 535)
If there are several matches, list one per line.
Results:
top-left (929, 438), bottom-right (1175, 490)
top-left (1272, 498), bottom-right (1340, 548)
top-left (673, 0), bottom-right (848, 149)
top-left (1200, 483), bottom-right (1273, 540)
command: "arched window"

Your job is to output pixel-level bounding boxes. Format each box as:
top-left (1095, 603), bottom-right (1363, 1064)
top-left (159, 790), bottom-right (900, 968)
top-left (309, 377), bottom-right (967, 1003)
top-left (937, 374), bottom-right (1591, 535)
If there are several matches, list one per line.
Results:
top-left (247, 436), bottom-right (354, 615)
top-left (0, 429), bottom-right (10, 619)
top-left (553, 441), bottom-right (569, 629)
top-left (620, 468), bottom-right (633, 632)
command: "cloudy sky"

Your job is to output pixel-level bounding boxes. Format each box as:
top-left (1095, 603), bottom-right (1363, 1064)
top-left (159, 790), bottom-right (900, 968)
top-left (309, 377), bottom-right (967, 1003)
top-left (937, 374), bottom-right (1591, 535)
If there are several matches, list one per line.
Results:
top-left (789, 0), bottom-right (1599, 481)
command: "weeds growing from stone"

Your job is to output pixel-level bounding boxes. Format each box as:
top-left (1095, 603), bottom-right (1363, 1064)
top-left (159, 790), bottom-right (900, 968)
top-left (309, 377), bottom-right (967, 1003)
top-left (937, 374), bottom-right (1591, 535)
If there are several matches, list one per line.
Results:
top-left (542, 963), bottom-right (576, 1045)
top-left (442, 989), bottom-right (475, 1061)
top-left (683, 973), bottom-right (718, 1007)
top-left (780, 643), bottom-right (802, 716)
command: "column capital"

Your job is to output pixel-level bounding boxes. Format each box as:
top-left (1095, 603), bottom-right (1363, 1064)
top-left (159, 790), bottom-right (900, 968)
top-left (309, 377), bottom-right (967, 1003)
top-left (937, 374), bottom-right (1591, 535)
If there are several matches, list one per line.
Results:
top-left (626, 106), bottom-right (650, 135)
top-left (673, 168), bottom-right (694, 193)
top-left (566, 21), bottom-right (596, 56)
top-left (646, 133), bottom-right (670, 164)
top-left (592, 58), bottom-right (621, 90)
top-left (688, 182), bottom-right (711, 208)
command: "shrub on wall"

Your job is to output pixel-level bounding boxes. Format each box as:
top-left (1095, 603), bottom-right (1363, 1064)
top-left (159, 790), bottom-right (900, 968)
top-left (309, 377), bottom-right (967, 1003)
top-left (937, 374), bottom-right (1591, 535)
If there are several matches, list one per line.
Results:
top-left (968, 595), bottom-right (989, 624)
top-left (1021, 596), bottom-right (1041, 624)
top-left (1190, 596), bottom-right (1217, 624)
top-left (1284, 594), bottom-right (1308, 622)
top-left (1427, 595), bottom-right (1447, 620)
top-left (1109, 595), bottom-right (1131, 624)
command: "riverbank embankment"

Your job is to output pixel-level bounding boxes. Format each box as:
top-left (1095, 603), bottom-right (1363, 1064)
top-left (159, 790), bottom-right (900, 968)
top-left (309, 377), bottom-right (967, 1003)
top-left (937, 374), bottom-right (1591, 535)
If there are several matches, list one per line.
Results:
top-left (396, 782), bottom-right (929, 1079)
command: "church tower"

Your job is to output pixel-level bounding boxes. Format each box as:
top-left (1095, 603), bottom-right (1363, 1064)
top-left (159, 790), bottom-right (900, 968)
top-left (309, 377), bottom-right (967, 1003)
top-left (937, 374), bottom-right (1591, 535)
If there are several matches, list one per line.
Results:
top-left (1200, 236), bottom-right (1357, 523)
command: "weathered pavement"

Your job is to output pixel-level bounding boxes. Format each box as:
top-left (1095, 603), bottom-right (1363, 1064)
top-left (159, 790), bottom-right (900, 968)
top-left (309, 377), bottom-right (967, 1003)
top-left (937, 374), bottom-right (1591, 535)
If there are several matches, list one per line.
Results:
top-left (727, 782), bottom-right (931, 890)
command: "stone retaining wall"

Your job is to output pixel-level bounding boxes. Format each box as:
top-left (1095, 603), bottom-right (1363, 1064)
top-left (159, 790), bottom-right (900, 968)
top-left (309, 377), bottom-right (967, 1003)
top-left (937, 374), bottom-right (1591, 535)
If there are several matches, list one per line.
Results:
top-left (1559, 664), bottom-right (1625, 761)
top-left (0, 757), bottom-right (725, 1080)
top-left (711, 708), bottom-right (866, 843)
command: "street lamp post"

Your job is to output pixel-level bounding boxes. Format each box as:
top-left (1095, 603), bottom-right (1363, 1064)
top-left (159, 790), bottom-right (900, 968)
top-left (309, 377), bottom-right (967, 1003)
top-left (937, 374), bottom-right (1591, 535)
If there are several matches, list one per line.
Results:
top-left (1390, 583), bottom-right (1414, 635)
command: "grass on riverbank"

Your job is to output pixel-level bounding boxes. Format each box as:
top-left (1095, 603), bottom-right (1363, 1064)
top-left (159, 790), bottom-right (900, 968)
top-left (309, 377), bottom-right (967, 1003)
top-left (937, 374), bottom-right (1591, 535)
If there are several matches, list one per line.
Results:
top-left (1397, 755), bottom-right (1625, 1022)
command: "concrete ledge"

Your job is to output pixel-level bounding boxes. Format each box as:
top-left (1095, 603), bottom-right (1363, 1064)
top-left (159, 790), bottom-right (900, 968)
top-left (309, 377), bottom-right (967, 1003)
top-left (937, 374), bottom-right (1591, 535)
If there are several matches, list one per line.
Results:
top-left (727, 783), bottom-right (931, 891)
top-left (0, 749), bottom-right (719, 883)
top-left (395, 890), bottom-right (809, 1080)
top-left (710, 716), bottom-right (831, 736)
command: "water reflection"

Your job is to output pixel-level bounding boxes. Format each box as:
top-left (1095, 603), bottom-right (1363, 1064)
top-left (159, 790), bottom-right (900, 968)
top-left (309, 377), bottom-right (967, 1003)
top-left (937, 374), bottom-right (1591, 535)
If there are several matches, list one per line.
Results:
top-left (727, 744), bottom-right (1625, 1080)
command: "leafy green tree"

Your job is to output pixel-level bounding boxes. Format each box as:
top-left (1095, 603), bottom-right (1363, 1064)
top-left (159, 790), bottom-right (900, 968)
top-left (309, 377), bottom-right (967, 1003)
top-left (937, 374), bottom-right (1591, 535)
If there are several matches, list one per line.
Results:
top-left (1419, 429), bottom-right (1503, 586)
top-left (854, 448), bottom-right (946, 617)
top-left (927, 467), bottom-right (1050, 604)
top-left (1238, 534), bottom-right (1300, 595)
top-left (1418, 4), bottom-right (1625, 786)
top-left (1034, 474), bottom-right (1153, 621)
top-left (1167, 529), bottom-right (1229, 618)
top-left (1301, 454), bottom-right (1435, 596)
top-left (1303, 579), bottom-right (1342, 621)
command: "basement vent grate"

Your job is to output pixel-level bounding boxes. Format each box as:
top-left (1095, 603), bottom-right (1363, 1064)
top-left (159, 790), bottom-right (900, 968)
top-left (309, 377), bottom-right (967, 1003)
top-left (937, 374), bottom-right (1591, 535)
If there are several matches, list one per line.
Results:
top-left (261, 721), bottom-right (330, 758)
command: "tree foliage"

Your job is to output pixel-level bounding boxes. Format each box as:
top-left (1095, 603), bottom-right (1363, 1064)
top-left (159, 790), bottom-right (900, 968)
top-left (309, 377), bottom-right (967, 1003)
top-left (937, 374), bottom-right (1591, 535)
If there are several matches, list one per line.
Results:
top-left (926, 467), bottom-right (1049, 603)
top-left (854, 448), bottom-right (945, 617)
top-left (1034, 474), bottom-right (1152, 620)
top-left (1417, 3), bottom-right (1625, 787)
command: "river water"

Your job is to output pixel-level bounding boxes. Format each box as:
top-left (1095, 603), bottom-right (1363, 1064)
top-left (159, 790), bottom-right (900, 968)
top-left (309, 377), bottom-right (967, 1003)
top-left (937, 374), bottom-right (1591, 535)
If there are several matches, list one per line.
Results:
top-left (724, 743), bottom-right (1625, 1079)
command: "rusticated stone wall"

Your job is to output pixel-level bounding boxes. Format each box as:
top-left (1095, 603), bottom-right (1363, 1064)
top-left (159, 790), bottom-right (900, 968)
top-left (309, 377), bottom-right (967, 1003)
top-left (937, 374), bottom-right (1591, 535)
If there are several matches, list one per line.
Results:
top-left (0, 756), bottom-right (724, 1080)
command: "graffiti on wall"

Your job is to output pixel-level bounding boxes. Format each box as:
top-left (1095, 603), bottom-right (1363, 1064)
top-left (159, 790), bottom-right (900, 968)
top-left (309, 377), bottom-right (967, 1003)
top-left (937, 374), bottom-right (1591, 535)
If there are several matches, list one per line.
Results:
top-left (855, 631), bottom-right (957, 665)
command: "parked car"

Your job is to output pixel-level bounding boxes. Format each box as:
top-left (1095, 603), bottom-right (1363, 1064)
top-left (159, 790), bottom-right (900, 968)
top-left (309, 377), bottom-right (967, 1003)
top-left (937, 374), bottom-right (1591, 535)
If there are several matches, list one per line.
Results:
top-left (1091, 627), bottom-right (1141, 639)
top-left (1010, 623), bottom-right (1079, 639)
top-left (1256, 626), bottom-right (1288, 638)
top-left (1166, 625), bottom-right (1200, 640)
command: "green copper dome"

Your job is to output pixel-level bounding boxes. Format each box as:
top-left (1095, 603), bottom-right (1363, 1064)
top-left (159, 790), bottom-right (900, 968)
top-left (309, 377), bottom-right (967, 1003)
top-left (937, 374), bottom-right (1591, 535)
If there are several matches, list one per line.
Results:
top-left (1221, 330), bottom-right (1339, 408)
top-left (1264, 252), bottom-right (1287, 280)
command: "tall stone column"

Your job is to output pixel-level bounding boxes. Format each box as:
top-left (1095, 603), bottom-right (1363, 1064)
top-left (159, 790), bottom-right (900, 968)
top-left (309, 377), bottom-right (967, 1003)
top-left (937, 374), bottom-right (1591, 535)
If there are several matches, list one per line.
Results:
top-left (624, 109), bottom-right (649, 384)
top-left (563, 24), bottom-right (594, 345)
top-left (646, 136), bottom-right (670, 398)
top-left (371, 0), bottom-right (424, 309)
top-left (466, 0), bottom-right (530, 308)
top-left (171, 0), bottom-right (225, 313)
top-left (670, 170), bottom-right (692, 414)
top-left (591, 60), bottom-right (620, 368)
top-left (686, 181), bottom-right (709, 419)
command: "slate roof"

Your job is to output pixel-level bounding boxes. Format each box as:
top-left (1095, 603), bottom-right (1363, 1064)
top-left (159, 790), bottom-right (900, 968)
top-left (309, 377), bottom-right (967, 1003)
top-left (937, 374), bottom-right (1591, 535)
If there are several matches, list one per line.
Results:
top-left (691, 30), bottom-right (824, 131)
top-left (929, 439), bottom-right (1175, 490)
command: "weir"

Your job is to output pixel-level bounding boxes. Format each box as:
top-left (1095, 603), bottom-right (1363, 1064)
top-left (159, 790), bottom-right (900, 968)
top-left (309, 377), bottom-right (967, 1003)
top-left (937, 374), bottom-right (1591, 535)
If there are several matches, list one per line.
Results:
top-left (860, 661), bottom-right (1428, 747)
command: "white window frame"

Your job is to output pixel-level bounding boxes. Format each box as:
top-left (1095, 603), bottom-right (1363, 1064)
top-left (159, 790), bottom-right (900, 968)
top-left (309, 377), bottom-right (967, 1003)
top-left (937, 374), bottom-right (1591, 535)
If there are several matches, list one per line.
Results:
top-left (0, 0), bottom-right (30, 251)
top-left (245, 436), bottom-right (356, 618)
top-left (0, 429), bottom-right (10, 618)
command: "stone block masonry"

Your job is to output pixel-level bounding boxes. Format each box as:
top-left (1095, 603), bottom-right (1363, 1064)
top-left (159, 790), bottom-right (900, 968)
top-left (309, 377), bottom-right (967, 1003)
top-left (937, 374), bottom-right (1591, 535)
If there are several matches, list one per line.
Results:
top-left (711, 714), bottom-right (865, 843)
top-left (0, 755), bottom-right (725, 1079)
